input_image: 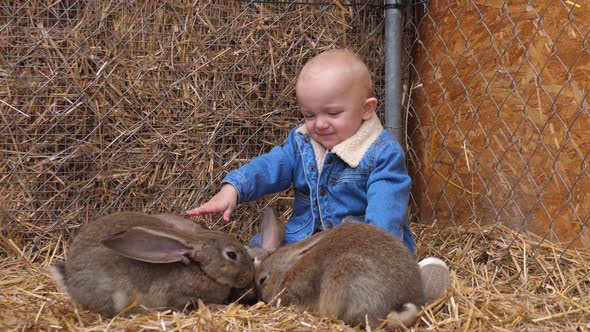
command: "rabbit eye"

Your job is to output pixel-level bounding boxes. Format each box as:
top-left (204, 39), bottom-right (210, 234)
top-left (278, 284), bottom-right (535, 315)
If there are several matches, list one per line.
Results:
top-left (225, 250), bottom-right (238, 260)
top-left (258, 275), bottom-right (267, 287)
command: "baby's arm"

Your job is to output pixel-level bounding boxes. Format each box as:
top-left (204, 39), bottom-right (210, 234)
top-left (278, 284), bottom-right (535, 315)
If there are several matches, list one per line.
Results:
top-left (364, 141), bottom-right (413, 249)
top-left (221, 146), bottom-right (295, 204)
top-left (186, 184), bottom-right (238, 221)
top-left (186, 127), bottom-right (301, 221)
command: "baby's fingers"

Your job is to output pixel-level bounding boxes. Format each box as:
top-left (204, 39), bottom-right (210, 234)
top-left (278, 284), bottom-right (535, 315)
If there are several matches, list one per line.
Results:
top-left (222, 207), bottom-right (234, 222)
top-left (186, 204), bottom-right (217, 217)
top-left (185, 207), bottom-right (204, 217)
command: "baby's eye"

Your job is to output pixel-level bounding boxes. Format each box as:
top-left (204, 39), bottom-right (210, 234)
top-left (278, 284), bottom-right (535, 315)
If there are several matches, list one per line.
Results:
top-left (328, 112), bottom-right (342, 117)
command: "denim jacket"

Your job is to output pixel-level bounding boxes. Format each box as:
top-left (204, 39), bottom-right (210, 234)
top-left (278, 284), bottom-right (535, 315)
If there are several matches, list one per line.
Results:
top-left (222, 113), bottom-right (415, 254)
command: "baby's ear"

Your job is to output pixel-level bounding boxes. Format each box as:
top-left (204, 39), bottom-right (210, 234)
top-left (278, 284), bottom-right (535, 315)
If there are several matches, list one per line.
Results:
top-left (362, 97), bottom-right (378, 119)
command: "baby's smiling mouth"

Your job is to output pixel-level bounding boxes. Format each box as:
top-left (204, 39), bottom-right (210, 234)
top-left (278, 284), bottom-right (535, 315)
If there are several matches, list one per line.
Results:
top-left (315, 132), bottom-right (334, 137)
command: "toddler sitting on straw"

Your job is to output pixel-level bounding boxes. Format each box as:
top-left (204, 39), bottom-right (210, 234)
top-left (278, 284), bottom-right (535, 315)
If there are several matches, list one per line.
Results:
top-left (187, 49), bottom-right (449, 304)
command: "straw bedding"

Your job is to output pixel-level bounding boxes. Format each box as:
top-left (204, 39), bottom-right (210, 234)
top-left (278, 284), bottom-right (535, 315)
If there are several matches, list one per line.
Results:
top-left (2, 221), bottom-right (589, 331)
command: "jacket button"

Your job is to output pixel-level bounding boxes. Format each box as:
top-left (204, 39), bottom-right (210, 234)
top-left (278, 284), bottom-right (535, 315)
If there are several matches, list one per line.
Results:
top-left (309, 166), bottom-right (316, 172)
top-left (325, 221), bottom-right (334, 229)
top-left (326, 155), bottom-right (333, 163)
top-left (319, 188), bottom-right (327, 196)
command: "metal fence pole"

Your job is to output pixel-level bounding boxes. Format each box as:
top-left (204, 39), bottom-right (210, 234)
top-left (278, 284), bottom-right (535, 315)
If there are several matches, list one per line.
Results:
top-left (384, 0), bottom-right (403, 143)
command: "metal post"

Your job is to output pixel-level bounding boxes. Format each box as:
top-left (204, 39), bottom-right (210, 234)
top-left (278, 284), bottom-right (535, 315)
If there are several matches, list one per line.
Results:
top-left (384, 0), bottom-right (404, 143)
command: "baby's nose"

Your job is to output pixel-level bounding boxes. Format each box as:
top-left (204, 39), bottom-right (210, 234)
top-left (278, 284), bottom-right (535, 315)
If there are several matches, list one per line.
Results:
top-left (315, 117), bottom-right (329, 128)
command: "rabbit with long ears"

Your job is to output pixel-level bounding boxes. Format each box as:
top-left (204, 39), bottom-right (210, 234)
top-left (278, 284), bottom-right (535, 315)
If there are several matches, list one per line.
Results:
top-left (254, 207), bottom-right (425, 328)
top-left (49, 212), bottom-right (255, 316)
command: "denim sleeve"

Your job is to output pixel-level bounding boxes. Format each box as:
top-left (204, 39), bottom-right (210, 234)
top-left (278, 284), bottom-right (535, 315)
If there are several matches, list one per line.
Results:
top-left (365, 140), bottom-right (414, 252)
top-left (222, 127), bottom-right (299, 203)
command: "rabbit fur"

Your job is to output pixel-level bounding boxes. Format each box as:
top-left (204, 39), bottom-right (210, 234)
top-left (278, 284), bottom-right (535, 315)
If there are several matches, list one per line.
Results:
top-left (49, 212), bottom-right (255, 316)
top-left (253, 207), bottom-right (425, 328)
top-left (419, 257), bottom-right (450, 305)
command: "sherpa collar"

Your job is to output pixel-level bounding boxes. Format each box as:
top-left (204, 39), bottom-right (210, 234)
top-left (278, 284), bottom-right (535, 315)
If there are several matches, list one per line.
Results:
top-left (296, 112), bottom-right (384, 171)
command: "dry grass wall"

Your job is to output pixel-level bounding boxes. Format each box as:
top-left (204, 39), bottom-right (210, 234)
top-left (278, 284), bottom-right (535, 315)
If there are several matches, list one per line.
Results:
top-left (1, 0), bottom-right (384, 256)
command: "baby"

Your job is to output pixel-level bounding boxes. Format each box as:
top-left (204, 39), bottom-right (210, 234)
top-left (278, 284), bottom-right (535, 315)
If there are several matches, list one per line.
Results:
top-left (188, 49), bottom-right (449, 304)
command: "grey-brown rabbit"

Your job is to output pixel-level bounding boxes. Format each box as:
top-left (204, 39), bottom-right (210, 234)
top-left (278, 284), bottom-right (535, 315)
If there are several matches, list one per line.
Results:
top-left (49, 212), bottom-right (255, 316)
top-left (254, 207), bottom-right (425, 328)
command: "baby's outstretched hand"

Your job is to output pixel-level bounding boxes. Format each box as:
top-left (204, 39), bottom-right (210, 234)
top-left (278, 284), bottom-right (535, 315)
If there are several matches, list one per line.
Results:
top-left (186, 184), bottom-right (238, 222)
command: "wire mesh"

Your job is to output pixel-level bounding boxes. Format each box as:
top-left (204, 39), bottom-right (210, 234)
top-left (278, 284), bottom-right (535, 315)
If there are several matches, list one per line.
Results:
top-left (0, 0), bottom-right (385, 254)
top-left (1, 0), bottom-right (589, 272)
top-left (403, 0), bottom-right (590, 258)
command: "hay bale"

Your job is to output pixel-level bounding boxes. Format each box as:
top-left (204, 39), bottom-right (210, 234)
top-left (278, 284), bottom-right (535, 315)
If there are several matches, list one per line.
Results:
top-left (1, 0), bottom-right (384, 256)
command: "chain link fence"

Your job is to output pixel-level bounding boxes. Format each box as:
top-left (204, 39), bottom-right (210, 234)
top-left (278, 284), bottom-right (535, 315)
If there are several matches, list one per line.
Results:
top-left (404, 0), bottom-right (589, 257)
top-left (1, 0), bottom-right (589, 264)
top-left (1, 0), bottom-right (385, 255)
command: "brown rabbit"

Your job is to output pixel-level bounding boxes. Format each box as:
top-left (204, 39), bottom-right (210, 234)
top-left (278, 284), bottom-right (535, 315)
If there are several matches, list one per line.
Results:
top-left (254, 207), bottom-right (425, 328)
top-left (227, 219), bottom-right (288, 306)
top-left (49, 212), bottom-right (255, 316)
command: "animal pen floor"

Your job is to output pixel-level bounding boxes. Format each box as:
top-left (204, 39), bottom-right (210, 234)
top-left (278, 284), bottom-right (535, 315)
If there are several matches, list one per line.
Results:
top-left (1, 222), bottom-right (588, 331)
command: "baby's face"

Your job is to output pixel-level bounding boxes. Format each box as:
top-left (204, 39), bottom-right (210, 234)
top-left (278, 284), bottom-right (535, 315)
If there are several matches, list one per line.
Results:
top-left (297, 69), bottom-right (373, 150)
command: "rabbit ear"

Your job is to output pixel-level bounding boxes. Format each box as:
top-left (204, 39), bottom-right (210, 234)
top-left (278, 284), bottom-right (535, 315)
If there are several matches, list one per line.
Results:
top-left (283, 231), bottom-right (327, 268)
top-left (102, 227), bottom-right (200, 264)
top-left (153, 213), bottom-right (203, 234)
top-left (260, 207), bottom-right (285, 253)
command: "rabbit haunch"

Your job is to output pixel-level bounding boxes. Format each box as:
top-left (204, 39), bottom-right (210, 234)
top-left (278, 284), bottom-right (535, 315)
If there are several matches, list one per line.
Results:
top-left (49, 212), bottom-right (255, 316)
top-left (254, 208), bottom-right (425, 328)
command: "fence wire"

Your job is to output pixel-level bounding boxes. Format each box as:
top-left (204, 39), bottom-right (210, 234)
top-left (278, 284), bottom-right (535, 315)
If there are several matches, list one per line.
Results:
top-left (1, 0), bottom-right (588, 275)
top-left (0, 0), bottom-right (385, 250)
top-left (403, 0), bottom-right (589, 257)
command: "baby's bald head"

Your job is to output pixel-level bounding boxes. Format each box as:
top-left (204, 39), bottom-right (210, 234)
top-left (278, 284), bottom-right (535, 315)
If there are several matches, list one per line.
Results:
top-left (295, 49), bottom-right (378, 150)
top-left (296, 49), bottom-right (373, 99)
